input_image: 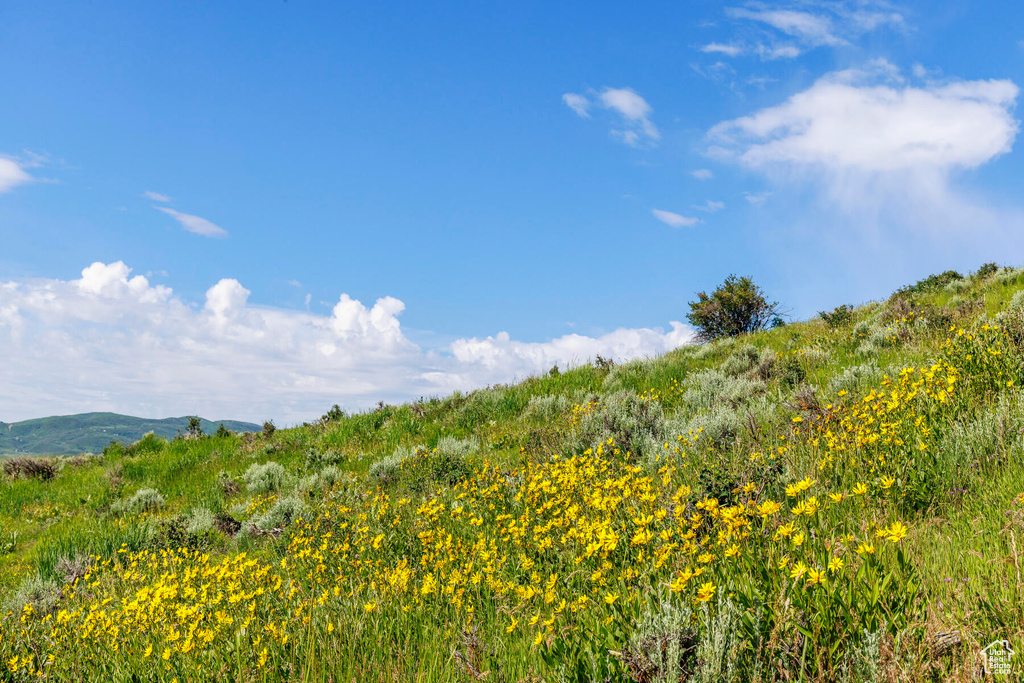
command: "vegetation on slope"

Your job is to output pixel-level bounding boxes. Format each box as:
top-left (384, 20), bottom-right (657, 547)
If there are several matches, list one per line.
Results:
top-left (0, 413), bottom-right (261, 456)
top-left (2, 265), bottom-right (1024, 682)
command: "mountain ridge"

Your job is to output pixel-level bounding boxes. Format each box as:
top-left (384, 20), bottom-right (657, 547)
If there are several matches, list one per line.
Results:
top-left (0, 412), bottom-right (261, 455)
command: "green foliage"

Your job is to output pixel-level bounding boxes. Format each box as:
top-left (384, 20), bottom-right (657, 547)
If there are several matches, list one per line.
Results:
top-left (819, 304), bottom-right (854, 329)
top-left (894, 269), bottom-right (963, 298)
top-left (687, 275), bottom-right (781, 342)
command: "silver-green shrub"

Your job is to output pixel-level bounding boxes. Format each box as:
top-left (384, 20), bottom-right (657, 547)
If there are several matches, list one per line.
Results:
top-left (3, 574), bottom-right (61, 614)
top-left (682, 369), bottom-right (765, 412)
top-left (621, 601), bottom-right (697, 682)
top-left (185, 506), bottom-right (215, 534)
top-left (111, 487), bottom-right (165, 515)
top-left (435, 435), bottom-right (479, 458)
top-left (298, 465), bottom-right (343, 494)
top-left (575, 390), bottom-right (664, 461)
top-left (243, 461), bottom-right (288, 494)
top-left (828, 362), bottom-right (883, 395)
top-left (368, 445), bottom-right (420, 485)
top-left (526, 394), bottom-right (572, 419)
top-left (255, 496), bottom-right (306, 530)
top-left (720, 344), bottom-right (760, 377)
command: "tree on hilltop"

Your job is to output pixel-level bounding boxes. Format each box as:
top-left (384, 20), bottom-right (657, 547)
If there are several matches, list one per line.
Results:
top-left (687, 275), bottom-right (781, 342)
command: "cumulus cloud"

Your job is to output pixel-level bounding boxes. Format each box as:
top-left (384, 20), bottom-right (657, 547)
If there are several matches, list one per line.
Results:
top-left (155, 206), bottom-right (229, 238)
top-left (0, 262), bottom-right (694, 423)
top-left (143, 191), bottom-right (172, 202)
top-left (691, 168), bottom-right (714, 180)
top-left (0, 157), bottom-right (33, 194)
top-left (652, 209), bottom-right (699, 228)
top-left (709, 65), bottom-right (1018, 173)
top-left (709, 62), bottom-right (1021, 233)
top-left (744, 191), bottom-right (772, 205)
top-left (563, 87), bottom-right (659, 146)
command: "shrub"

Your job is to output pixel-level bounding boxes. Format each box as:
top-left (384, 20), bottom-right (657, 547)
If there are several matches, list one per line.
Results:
top-left (185, 506), bottom-right (216, 535)
top-left (262, 420), bottom-right (276, 438)
top-left (123, 431), bottom-right (166, 458)
top-left (620, 601), bottom-right (698, 682)
top-left (681, 370), bottom-right (765, 413)
top-left (575, 390), bottom-right (665, 461)
top-left (3, 575), bottom-right (61, 615)
top-left (255, 496), bottom-right (306, 530)
top-left (298, 465), bottom-right (343, 494)
top-left (894, 270), bottom-right (963, 298)
top-left (242, 461), bottom-right (288, 494)
top-left (526, 394), bottom-right (572, 419)
top-left (944, 278), bottom-right (971, 294)
top-left (111, 488), bottom-right (165, 515)
top-left (819, 304), bottom-right (854, 329)
top-left (320, 404), bottom-right (345, 423)
top-left (720, 344), bottom-right (760, 377)
top-left (304, 447), bottom-right (346, 470)
top-left (996, 267), bottom-right (1023, 286)
top-left (368, 445), bottom-right (420, 486)
top-left (186, 416), bottom-right (203, 438)
top-left (3, 457), bottom-right (57, 481)
top-left (828, 362), bottom-right (883, 395)
top-left (217, 471), bottom-right (241, 496)
top-left (687, 275), bottom-right (781, 342)
top-left (435, 435), bottom-right (478, 458)
top-left (214, 423), bottom-right (232, 438)
top-left (975, 262), bottom-right (999, 279)
top-left (673, 406), bottom-right (744, 451)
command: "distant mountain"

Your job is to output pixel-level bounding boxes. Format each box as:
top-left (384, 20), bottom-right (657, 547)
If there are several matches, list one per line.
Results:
top-left (0, 412), bottom-right (262, 455)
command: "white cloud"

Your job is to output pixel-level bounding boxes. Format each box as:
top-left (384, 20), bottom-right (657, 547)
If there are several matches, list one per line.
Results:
top-left (0, 262), bottom-right (694, 423)
top-left (691, 168), bottom-right (714, 180)
top-left (727, 7), bottom-right (844, 46)
top-left (744, 191), bottom-right (772, 205)
top-left (564, 87), bottom-right (659, 146)
top-left (701, 42), bottom-right (744, 56)
top-left (693, 200), bottom-right (725, 212)
top-left (701, 2), bottom-right (905, 64)
top-left (143, 191), bottom-right (172, 202)
top-left (562, 93), bottom-right (591, 118)
top-left (0, 157), bottom-right (32, 195)
top-left (709, 66), bottom-right (1018, 173)
top-left (709, 63), bottom-right (1021, 232)
top-left (756, 43), bottom-right (801, 59)
top-left (155, 206), bottom-right (229, 238)
top-left (652, 209), bottom-right (699, 228)
top-left (599, 88), bottom-right (660, 144)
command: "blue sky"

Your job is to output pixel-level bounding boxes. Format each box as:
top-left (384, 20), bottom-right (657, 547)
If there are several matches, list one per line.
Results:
top-left (1, 1), bottom-right (1023, 422)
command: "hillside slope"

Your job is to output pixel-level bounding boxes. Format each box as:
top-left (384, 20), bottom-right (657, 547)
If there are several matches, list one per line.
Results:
top-left (2, 265), bottom-right (1024, 682)
top-left (0, 413), bottom-right (261, 455)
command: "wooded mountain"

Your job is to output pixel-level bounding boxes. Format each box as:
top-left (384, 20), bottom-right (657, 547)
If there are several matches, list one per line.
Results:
top-left (0, 413), bottom-right (261, 455)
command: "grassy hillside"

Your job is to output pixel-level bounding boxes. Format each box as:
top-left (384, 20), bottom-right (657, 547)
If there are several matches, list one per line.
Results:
top-left (2, 265), bottom-right (1024, 682)
top-left (0, 413), bottom-right (261, 456)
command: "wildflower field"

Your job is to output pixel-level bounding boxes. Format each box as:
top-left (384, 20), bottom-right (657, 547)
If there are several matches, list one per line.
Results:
top-left (3, 266), bottom-right (1024, 682)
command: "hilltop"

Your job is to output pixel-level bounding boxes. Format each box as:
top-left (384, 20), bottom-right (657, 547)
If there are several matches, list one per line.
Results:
top-left (0, 413), bottom-right (261, 456)
top-left (1, 265), bottom-right (1023, 682)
